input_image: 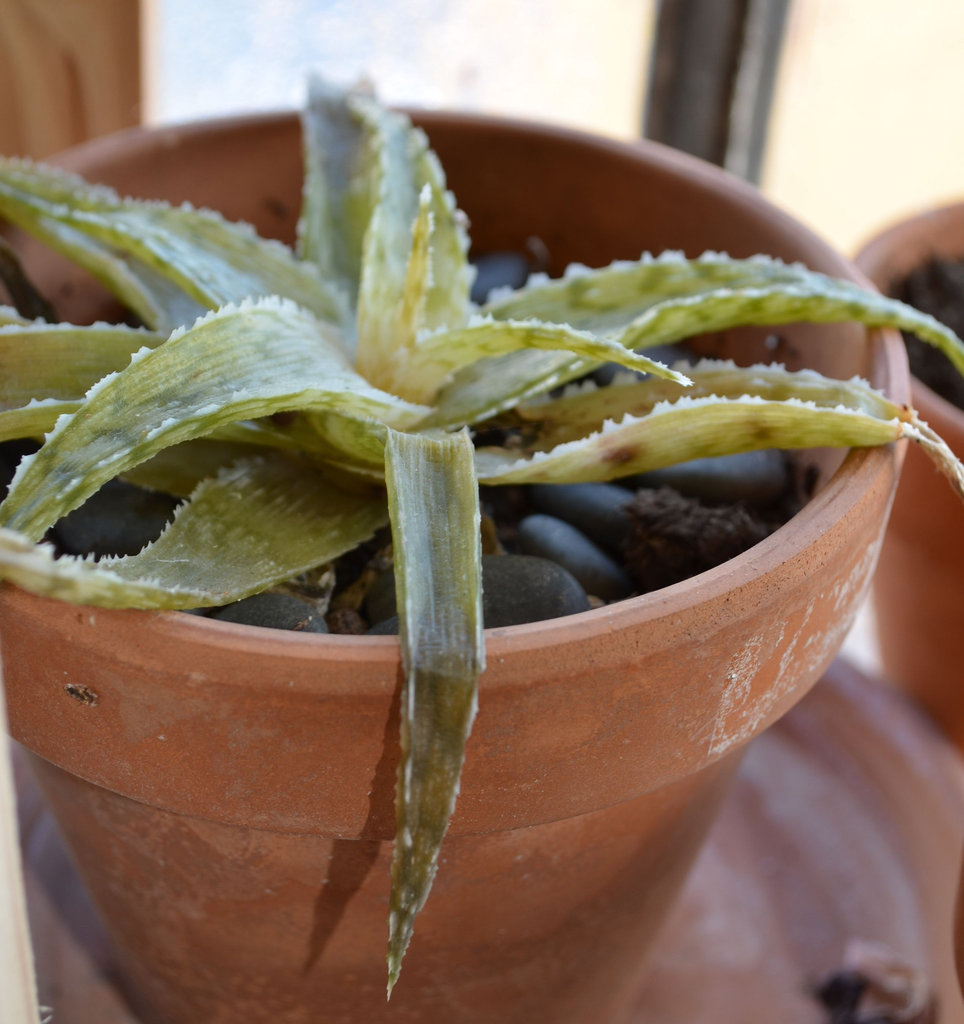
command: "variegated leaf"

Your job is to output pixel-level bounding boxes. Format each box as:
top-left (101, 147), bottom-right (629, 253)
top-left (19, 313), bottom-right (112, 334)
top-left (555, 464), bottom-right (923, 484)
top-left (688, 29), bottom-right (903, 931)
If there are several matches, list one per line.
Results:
top-left (0, 299), bottom-right (426, 540)
top-left (475, 393), bottom-right (907, 484)
top-left (0, 456), bottom-right (387, 609)
top-left (0, 158), bottom-right (350, 333)
top-left (0, 320), bottom-right (160, 405)
top-left (0, 399), bottom-right (78, 442)
top-left (431, 252), bottom-right (964, 429)
top-left (509, 359), bottom-right (903, 451)
top-left (298, 75), bottom-right (371, 307)
top-left (399, 316), bottom-right (688, 409)
top-left (350, 92), bottom-right (472, 390)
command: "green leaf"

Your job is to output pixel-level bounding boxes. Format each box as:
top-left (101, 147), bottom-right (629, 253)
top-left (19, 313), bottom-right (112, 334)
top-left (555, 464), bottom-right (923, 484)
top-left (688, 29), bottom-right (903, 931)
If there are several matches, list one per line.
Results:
top-left (0, 455), bottom-right (387, 609)
top-left (0, 320), bottom-right (160, 406)
top-left (121, 439), bottom-right (276, 497)
top-left (298, 76), bottom-right (370, 306)
top-left (0, 319), bottom-right (159, 444)
top-left (400, 315), bottom-right (689, 409)
top-left (349, 93), bottom-right (472, 391)
top-left (0, 399), bottom-right (78, 442)
top-left (474, 362), bottom-right (916, 484)
top-left (0, 299), bottom-right (427, 540)
top-left (0, 158), bottom-right (350, 333)
top-left (508, 359), bottom-right (904, 451)
top-left (384, 427), bottom-right (483, 997)
top-left (431, 252), bottom-right (964, 429)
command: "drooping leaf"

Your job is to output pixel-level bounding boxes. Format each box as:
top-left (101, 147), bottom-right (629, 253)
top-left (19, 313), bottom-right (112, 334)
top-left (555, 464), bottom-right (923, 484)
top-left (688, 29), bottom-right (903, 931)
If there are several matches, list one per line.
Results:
top-left (0, 299), bottom-right (427, 540)
top-left (0, 158), bottom-right (350, 333)
top-left (0, 455), bottom-right (387, 609)
top-left (384, 427), bottom-right (483, 996)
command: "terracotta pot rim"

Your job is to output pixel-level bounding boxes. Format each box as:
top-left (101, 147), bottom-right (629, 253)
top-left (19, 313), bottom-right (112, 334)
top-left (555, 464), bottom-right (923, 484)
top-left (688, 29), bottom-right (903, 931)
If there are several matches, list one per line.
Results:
top-left (8, 109), bottom-right (907, 680)
top-left (856, 198), bottom-right (964, 429)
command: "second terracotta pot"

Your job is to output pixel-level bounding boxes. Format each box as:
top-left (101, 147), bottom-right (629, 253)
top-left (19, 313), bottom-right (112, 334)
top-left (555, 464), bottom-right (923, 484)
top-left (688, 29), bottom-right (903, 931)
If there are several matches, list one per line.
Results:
top-left (856, 203), bottom-right (964, 752)
top-left (2, 112), bottom-right (907, 1024)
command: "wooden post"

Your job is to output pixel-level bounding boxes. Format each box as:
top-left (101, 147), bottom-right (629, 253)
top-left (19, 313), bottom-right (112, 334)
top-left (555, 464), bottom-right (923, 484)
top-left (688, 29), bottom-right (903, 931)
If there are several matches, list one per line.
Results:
top-left (0, 0), bottom-right (145, 159)
top-left (643, 0), bottom-right (791, 183)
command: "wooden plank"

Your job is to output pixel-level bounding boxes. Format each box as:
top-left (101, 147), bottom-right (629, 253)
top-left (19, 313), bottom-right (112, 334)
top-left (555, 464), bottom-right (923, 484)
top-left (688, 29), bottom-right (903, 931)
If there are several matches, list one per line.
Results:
top-left (1, 677), bottom-right (42, 1024)
top-left (643, 0), bottom-right (791, 183)
top-left (0, 0), bottom-right (145, 159)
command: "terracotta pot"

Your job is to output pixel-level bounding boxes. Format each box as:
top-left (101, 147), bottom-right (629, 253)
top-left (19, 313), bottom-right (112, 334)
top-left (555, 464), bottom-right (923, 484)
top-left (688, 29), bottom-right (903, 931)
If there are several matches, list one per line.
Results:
top-left (1, 113), bottom-right (907, 1024)
top-left (856, 204), bottom-right (964, 752)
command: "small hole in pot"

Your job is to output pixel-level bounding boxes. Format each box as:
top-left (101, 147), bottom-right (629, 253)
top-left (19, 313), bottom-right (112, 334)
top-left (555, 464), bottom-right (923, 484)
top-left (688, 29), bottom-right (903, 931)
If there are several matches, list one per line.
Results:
top-left (64, 683), bottom-right (98, 707)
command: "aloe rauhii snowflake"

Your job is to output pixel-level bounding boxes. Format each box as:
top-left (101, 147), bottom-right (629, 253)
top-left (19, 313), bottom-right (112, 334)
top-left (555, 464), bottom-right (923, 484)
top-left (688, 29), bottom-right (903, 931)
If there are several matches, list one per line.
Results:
top-left (2, 79), bottom-right (964, 994)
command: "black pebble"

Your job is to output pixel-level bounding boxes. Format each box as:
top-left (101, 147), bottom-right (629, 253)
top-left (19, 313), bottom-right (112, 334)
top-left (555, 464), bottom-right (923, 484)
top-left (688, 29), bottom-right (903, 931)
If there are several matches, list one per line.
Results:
top-left (0, 439), bottom-right (39, 501)
top-left (528, 482), bottom-right (636, 557)
top-left (482, 553), bottom-right (591, 626)
top-left (211, 592), bottom-right (328, 632)
top-left (54, 479), bottom-right (180, 558)
top-left (516, 513), bottom-right (633, 601)
top-left (364, 554), bottom-right (591, 631)
top-left (631, 449), bottom-right (790, 505)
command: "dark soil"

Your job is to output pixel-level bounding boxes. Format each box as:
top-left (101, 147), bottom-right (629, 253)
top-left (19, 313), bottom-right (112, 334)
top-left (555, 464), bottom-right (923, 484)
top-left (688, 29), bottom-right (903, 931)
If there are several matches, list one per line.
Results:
top-left (621, 486), bottom-right (774, 592)
top-left (892, 255), bottom-right (964, 409)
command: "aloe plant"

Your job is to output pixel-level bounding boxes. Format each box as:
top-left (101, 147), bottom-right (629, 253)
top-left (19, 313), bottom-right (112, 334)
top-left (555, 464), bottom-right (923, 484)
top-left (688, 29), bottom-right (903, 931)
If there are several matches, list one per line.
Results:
top-left (2, 78), bottom-right (964, 994)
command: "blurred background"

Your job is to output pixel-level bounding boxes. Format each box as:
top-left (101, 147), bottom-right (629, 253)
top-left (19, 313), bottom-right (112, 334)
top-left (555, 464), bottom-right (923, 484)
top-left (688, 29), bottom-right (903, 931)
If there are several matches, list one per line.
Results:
top-left (1, 0), bottom-right (962, 259)
top-left (152, 0), bottom-right (964, 258)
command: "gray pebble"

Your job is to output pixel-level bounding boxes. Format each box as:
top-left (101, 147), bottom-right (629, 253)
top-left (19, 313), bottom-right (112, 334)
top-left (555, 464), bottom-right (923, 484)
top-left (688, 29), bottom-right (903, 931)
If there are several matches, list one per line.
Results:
top-left (470, 251), bottom-right (531, 304)
top-left (528, 482), bottom-right (636, 557)
top-left (482, 554), bottom-right (591, 626)
top-left (632, 449), bottom-right (790, 505)
top-left (211, 592), bottom-right (328, 632)
top-left (55, 478), bottom-right (180, 558)
top-left (516, 514), bottom-right (633, 601)
top-left (363, 554), bottom-right (591, 630)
